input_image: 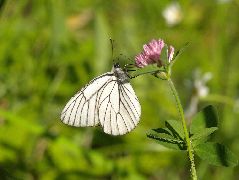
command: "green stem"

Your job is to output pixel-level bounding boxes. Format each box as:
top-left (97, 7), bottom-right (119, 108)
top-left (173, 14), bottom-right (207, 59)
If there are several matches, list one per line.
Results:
top-left (167, 77), bottom-right (197, 180)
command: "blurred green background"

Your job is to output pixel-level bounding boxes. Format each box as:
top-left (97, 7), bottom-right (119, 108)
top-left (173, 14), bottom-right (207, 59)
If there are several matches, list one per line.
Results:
top-left (0, 0), bottom-right (239, 179)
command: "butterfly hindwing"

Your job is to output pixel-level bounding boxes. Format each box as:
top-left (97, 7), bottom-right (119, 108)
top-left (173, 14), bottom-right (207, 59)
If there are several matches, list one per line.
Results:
top-left (98, 78), bottom-right (141, 135)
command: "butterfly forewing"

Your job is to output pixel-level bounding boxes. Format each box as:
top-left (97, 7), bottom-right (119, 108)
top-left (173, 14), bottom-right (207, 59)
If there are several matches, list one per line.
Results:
top-left (61, 73), bottom-right (113, 127)
top-left (60, 65), bottom-right (141, 135)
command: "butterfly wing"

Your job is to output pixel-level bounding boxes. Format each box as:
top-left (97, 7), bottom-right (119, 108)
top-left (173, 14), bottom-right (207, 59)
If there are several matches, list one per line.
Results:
top-left (98, 76), bottom-right (141, 135)
top-left (60, 72), bottom-right (114, 127)
top-left (61, 68), bottom-right (141, 136)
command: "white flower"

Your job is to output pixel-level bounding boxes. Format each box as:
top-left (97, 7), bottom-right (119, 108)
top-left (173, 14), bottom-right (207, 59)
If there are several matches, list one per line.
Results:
top-left (194, 71), bottom-right (212, 98)
top-left (162, 2), bottom-right (183, 26)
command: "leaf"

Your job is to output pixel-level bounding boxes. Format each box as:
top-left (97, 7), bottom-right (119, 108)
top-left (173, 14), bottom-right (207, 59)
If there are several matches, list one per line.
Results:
top-left (147, 133), bottom-right (184, 144)
top-left (191, 127), bottom-right (218, 140)
top-left (165, 120), bottom-right (184, 140)
top-left (195, 142), bottom-right (238, 167)
top-left (152, 127), bottom-right (172, 136)
top-left (147, 133), bottom-right (186, 150)
top-left (191, 127), bottom-right (218, 147)
top-left (160, 44), bottom-right (169, 65)
top-left (147, 120), bottom-right (187, 150)
top-left (190, 105), bottom-right (218, 134)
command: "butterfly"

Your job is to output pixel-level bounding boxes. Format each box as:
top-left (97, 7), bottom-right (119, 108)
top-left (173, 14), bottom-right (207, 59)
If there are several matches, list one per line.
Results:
top-left (60, 63), bottom-right (141, 135)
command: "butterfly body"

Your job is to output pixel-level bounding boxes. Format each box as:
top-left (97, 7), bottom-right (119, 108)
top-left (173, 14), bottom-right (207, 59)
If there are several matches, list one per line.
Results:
top-left (112, 63), bottom-right (130, 84)
top-left (61, 63), bottom-right (141, 135)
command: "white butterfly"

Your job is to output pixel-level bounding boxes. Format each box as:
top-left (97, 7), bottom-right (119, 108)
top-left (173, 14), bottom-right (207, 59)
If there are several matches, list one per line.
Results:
top-left (60, 63), bottom-right (141, 135)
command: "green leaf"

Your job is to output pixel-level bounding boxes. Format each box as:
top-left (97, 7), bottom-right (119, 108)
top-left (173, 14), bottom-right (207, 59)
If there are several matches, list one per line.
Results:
top-left (152, 127), bottom-right (172, 136)
top-left (160, 44), bottom-right (169, 66)
top-left (165, 120), bottom-right (184, 140)
top-left (195, 142), bottom-right (238, 167)
top-left (147, 133), bottom-right (184, 144)
top-left (190, 105), bottom-right (218, 134)
top-left (191, 127), bottom-right (218, 147)
top-left (147, 133), bottom-right (186, 150)
top-left (147, 120), bottom-right (187, 150)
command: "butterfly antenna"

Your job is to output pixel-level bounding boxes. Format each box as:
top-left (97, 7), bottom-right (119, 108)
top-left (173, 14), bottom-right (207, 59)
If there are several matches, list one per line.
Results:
top-left (110, 38), bottom-right (115, 64)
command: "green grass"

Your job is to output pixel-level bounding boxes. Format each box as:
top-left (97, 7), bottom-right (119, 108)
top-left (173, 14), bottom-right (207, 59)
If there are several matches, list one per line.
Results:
top-left (0, 0), bottom-right (238, 179)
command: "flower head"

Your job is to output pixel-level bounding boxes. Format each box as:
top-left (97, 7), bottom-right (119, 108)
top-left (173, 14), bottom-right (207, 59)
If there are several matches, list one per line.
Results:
top-left (135, 39), bottom-right (174, 68)
top-left (135, 52), bottom-right (148, 68)
top-left (143, 39), bottom-right (165, 63)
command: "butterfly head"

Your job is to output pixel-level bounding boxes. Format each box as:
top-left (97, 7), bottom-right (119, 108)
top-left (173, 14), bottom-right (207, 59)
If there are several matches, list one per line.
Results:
top-left (113, 62), bottom-right (121, 69)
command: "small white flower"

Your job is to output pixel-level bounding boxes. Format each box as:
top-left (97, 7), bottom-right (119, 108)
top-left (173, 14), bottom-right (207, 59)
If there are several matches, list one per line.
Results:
top-left (162, 2), bottom-right (183, 26)
top-left (185, 71), bottom-right (212, 119)
top-left (194, 71), bottom-right (212, 98)
top-left (196, 83), bottom-right (209, 97)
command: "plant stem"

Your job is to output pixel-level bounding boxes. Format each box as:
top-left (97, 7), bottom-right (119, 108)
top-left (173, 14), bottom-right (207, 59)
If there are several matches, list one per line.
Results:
top-left (167, 77), bottom-right (197, 180)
